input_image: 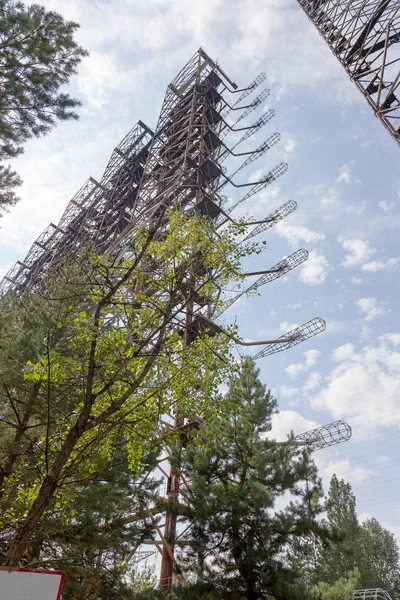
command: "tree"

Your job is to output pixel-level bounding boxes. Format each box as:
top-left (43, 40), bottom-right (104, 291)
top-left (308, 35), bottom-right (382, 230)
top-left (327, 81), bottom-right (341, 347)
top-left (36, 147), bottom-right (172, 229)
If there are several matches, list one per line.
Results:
top-left (29, 440), bottom-right (160, 600)
top-left (310, 568), bottom-right (360, 600)
top-left (0, 0), bottom-right (87, 213)
top-left (0, 163), bottom-right (21, 213)
top-left (320, 476), bottom-right (400, 598)
top-left (319, 475), bottom-right (360, 582)
top-left (0, 210), bottom-right (252, 567)
top-left (170, 357), bottom-right (329, 600)
top-left (358, 518), bottom-right (400, 596)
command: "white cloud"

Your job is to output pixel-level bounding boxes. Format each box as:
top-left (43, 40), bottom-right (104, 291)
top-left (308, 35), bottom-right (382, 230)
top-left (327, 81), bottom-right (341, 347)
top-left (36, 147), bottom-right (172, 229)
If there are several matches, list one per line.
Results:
top-left (279, 320), bottom-right (299, 333)
top-left (332, 343), bottom-right (359, 362)
top-left (284, 137), bottom-right (297, 153)
top-left (274, 85), bottom-right (286, 102)
top-left (285, 350), bottom-right (320, 378)
top-left (337, 164), bottom-right (352, 184)
top-left (362, 257), bottom-right (400, 272)
top-left (317, 458), bottom-right (375, 486)
top-left (351, 277), bottom-right (363, 285)
top-left (375, 455), bottom-right (389, 466)
top-left (320, 186), bottom-right (342, 207)
top-left (360, 324), bottom-right (372, 342)
top-left (336, 162), bottom-right (361, 185)
top-left (248, 168), bottom-right (264, 183)
top-left (305, 349), bottom-right (320, 367)
top-left (379, 200), bottom-right (394, 211)
top-left (338, 238), bottom-right (398, 272)
top-left (381, 333), bottom-right (400, 346)
top-left (269, 410), bottom-right (319, 442)
top-left (278, 386), bottom-right (299, 400)
top-left (303, 371), bottom-right (322, 392)
top-left (276, 221), bottom-right (325, 247)
top-left (299, 250), bottom-right (329, 285)
top-left (338, 237), bottom-right (375, 268)
top-left (285, 363), bottom-right (305, 377)
top-left (77, 51), bottom-right (119, 109)
top-left (359, 512), bottom-right (373, 523)
top-left (356, 297), bottom-right (390, 321)
top-left (310, 335), bottom-right (400, 430)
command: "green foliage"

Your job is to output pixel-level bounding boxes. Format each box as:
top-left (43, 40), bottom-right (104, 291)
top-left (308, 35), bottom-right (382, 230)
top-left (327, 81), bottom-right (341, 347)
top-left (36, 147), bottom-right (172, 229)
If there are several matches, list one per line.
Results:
top-left (316, 476), bottom-right (400, 598)
top-left (310, 568), bottom-right (360, 600)
top-left (172, 358), bottom-right (329, 600)
top-left (0, 163), bottom-right (21, 213)
top-left (320, 475), bottom-right (360, 581)
top-left (0, 0), bottom-right (87, 211)
top-left (0, 211), bottom-right (253, 568)
top-left (36, 440), bottom-right (159, 600)
top-left (326, 475), bottom-right (358, 533)
top-left (358, 518), bottom-right (400, 594)
top-left (133, 582), bottom-right (222, 600)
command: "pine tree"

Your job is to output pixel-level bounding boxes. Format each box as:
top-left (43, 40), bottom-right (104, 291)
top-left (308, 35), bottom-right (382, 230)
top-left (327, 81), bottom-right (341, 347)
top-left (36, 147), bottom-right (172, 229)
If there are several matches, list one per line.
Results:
top-left (320, 476), bottom-right (400, 598)
top-left (0, 163), bottom-right (21, 213)
top-left (320, 475), bottom-right (360, 582)
top-left (0, 0), bottom-right (87, 213)
top-left (30, 439), bottom-right (160, 600)
top-left (172, 357), bottom-right (329, 600)
top-left (358, 518), bottom-right (400, 596)
top-left (310, 568), bottom-right (360, 600)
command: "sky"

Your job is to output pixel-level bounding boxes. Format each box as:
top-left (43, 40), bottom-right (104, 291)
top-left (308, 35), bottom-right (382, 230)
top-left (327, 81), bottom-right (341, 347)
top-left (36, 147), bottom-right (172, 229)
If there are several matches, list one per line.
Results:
top-left (1, 0), bottom-right (400, 545)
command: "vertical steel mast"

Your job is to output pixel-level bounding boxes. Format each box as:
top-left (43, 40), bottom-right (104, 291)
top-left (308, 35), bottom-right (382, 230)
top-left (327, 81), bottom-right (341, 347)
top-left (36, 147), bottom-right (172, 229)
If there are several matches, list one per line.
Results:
top-left (296, 0), bottom-right (400, 146)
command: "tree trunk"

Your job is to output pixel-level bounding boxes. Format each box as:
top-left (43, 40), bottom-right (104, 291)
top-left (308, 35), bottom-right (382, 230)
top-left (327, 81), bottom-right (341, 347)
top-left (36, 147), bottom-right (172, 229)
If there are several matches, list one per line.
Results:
top-left (3, 415), bottom-right (88, 566)
top-left (0, 383), bottom-right (40, 497)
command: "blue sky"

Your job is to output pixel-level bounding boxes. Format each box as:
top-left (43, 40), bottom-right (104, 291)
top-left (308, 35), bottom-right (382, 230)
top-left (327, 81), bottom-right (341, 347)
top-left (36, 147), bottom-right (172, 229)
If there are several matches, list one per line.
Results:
top-left (1, 0), bottom-right (400, 540)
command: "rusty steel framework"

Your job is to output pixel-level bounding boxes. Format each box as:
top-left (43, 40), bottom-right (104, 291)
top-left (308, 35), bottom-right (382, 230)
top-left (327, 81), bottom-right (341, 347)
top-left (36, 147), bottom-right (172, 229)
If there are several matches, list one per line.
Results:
top-left (0, 49), bottom-right (330, 590)
top-left (296, 0), bottom-right (400, 146)
top-left (0, 121), bottom-right (154, 293)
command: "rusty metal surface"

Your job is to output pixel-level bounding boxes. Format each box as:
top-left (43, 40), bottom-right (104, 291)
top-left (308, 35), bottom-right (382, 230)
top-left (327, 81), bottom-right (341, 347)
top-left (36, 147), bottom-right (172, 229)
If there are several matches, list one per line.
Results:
top-left (297, 0), bottom-right (400, 146)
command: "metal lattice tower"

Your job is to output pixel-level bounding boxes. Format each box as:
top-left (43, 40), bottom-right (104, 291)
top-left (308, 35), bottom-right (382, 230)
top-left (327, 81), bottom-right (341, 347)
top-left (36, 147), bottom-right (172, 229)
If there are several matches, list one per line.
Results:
top-left (1, 49), bottom-right (328, 590)
top-left (296, 0), bottom-right (400, 146)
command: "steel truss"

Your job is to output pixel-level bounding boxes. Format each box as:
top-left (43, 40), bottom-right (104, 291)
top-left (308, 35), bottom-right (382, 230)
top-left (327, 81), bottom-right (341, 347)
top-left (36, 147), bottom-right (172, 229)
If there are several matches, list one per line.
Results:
top-left (1, 48), bottom-right (328, 590)
top-left (0, 122), bottom-right (154, 292)
top-left (214, 248), bottom-right (309, 318)
top-left (253, 317), bottom-right (327, 358)
top-left (353, 590), bottom-right (394, 600)
top-left (296, 0), bottom-right (400, 146)
top-left (295, 419), bottom-right (352, 450)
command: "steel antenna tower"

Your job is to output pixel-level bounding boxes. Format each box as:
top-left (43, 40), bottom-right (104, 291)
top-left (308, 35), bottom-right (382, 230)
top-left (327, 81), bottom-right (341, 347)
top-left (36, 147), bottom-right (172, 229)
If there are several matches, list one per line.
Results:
top-left (0, 49), bottom-right (327, 591)
top-left (296, 0), bottom-right (400, 146)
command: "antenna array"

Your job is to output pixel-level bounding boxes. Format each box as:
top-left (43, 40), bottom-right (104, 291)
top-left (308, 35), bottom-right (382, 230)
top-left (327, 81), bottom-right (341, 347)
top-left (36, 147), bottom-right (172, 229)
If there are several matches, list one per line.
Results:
top-left (0, 48), bottom-right (335, 590)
